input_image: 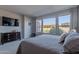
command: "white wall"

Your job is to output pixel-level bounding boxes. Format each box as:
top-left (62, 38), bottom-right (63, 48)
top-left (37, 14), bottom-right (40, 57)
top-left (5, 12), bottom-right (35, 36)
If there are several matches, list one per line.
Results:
top-left (24, 16), bottom-right (32, 39)
top-left (0, 9), bottom-right (23, 39)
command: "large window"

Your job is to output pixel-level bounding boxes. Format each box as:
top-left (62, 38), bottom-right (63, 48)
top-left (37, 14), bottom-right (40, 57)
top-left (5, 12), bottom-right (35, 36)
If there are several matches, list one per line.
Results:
top-left (58, 15), bottom-right (70, 33)
top-left (36, 15), bottom-right (71, 35)
top-left (36, 19), bottom-right (42, 32)
top-left (43, 18), bottom-right (56, 33)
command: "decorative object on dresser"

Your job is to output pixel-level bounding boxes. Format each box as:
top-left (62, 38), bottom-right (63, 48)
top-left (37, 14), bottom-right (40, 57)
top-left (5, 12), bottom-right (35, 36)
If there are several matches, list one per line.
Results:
top-left (1, 32), bottom-right (21, 44)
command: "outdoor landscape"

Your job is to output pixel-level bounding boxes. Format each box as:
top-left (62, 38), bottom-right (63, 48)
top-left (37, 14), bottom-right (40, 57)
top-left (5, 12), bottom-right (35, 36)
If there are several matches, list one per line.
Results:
top-left (43, 22), bottom-right (70, 35)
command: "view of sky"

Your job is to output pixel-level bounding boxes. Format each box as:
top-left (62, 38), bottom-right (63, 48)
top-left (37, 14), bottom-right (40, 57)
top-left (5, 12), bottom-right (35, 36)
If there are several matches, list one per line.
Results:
top-left (43, 18), bottom-right (56, 25)
top-left (43, 15), bottom-right (70, 25)
top-left (59, 15), bottom-right (70, 25)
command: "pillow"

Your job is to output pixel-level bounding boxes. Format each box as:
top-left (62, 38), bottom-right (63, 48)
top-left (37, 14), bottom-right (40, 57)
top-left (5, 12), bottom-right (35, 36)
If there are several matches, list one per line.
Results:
top-left (59, 30), bottom-right (75, 43)
top-left (63, 32), bottom-right (79, 53)
top-left (59, 31), bottom-right (76, 43)
top-left (63, 32), bottom-right (78, 45)
top-left (59, 32), bottom-right (68, 43)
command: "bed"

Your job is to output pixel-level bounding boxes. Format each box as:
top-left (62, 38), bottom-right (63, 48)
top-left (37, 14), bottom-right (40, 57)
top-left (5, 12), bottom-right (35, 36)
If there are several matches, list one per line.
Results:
top-left (17, 34), bottom-right (64, 54)
top-left (1, 33), bottom-right (79, 54)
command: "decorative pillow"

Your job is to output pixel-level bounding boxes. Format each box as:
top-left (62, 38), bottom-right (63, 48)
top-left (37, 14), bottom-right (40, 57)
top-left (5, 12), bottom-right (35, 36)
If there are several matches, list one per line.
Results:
top-left (59, 32), bottom-right (68, 43)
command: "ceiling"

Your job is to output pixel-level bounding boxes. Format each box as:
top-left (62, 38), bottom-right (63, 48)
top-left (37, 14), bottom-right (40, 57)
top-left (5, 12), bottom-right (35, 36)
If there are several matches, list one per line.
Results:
top-left (0, 5), bottom-right (77, 17)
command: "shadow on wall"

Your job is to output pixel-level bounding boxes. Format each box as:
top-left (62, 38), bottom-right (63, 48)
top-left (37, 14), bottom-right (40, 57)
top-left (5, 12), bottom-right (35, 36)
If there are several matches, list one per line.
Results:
top-left (49, 28), bottom-right (64, 35)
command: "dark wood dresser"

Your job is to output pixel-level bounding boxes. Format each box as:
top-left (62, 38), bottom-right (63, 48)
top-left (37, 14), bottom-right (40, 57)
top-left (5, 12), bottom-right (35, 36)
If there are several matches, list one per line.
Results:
top-left (1, 32), bottom-right (21, 44)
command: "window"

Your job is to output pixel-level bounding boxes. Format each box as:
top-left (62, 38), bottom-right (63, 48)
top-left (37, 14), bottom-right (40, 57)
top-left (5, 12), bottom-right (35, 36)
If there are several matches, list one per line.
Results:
top-left (58, 15), bottom-right (70, 33)
top-left (36, 15), bottom-right (71, 35)
top-left (42, 18), bottom-right (56, 33)
top-left (36, 19), bottom-right (42, 32)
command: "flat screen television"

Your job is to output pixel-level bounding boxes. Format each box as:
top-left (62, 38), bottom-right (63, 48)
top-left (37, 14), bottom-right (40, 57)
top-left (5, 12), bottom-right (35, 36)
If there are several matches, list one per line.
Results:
top-left (2, 16), bottom-right (19, 26)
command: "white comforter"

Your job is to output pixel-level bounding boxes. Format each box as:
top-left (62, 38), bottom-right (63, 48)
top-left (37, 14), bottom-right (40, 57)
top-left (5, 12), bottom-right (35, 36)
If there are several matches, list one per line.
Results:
top-left (23, 34), bottom-right (64, 53)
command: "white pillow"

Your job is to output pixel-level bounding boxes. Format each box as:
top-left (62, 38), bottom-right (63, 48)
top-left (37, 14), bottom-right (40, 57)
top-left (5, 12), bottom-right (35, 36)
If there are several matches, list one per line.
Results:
top-left (63, 32), bottom-right (79, 53)
top-left (59, 31), bottom-right (76, 43)
top-left (63, 32), bottom-right (78, 45)
top-left (59, 33), bottom-right (68, 43)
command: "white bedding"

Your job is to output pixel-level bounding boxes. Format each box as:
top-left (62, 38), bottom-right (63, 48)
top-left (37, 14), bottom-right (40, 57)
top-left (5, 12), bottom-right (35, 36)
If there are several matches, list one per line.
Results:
top-left (0, 34), bottom-right (64, 54)
top-left (23, 34), bottom-right (64, 53)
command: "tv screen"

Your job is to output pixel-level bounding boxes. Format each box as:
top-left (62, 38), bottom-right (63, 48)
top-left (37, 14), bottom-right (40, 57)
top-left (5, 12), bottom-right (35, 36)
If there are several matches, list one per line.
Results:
top-left (2, 16), bottom-right (19, 26)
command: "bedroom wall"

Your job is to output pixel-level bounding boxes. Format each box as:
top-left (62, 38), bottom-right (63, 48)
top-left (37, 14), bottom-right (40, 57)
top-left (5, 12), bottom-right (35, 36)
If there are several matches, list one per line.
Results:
top-left (0, 9), bottom-right (23, 39)
top-left (24, 16), bottom-right (32, 39)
